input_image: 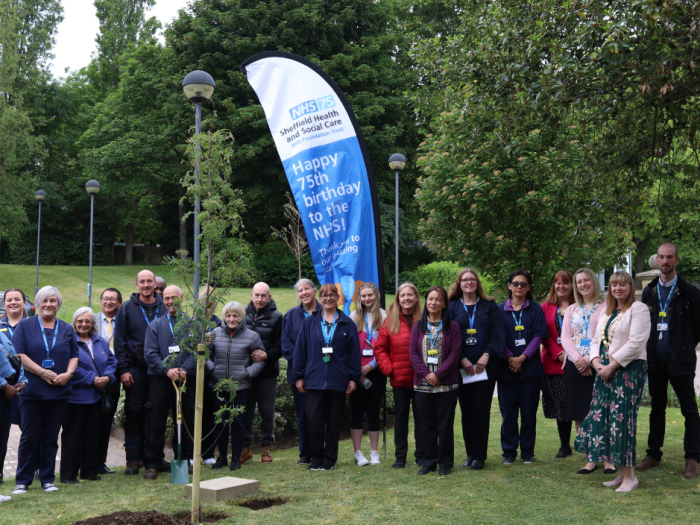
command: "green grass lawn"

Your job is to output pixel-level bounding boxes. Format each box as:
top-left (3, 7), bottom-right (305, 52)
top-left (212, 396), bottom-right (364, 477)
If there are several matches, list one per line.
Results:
top-left (0, 264), bottom-right (396, 320)
top-left (1, 403), bottom-right (698, 524)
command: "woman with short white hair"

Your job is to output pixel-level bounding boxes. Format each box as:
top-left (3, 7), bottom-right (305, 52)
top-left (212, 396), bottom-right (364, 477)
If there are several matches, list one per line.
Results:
top-left (206, 301), bottom-right (265, 471)
top-left (60, 307), bottom-right (116, 484)
top-left (12, 286), bottom-right (79, 494)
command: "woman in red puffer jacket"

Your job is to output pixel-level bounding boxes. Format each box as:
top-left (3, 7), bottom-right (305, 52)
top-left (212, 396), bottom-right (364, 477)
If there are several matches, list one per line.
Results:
top-left (375, 282), bottom-right (423, 468)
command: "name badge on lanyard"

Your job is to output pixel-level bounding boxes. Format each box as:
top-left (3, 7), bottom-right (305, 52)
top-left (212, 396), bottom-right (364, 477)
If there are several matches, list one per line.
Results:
top-left (362, 348), bottom-right (374, 357)
top-left (39, 316), bottom-right (58, 368)
top-left (427, 356), bottom-right (439, 365)
top-left (515, 338), bottom-right (526, 347)
top-left (321, 313), bottom-right (338, 361)
top-left (657, 323), bottom-right (668, 332)
top-left (657, 280), bottom-right (676, 340)
top-left (464, 299), bottom-right (478, 346)
top-left (168, 345), bottom-right (181, 354)
top-left (322, 346), bottom-right (334, 354)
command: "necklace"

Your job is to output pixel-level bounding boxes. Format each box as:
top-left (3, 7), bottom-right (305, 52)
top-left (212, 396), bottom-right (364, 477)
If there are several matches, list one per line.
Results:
top-left (600, 309), bottom-right (623, 348)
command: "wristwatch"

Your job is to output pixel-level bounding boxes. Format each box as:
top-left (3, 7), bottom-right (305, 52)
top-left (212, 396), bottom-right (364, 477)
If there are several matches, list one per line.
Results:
top-left (483, 353), bottom-right (490, 358)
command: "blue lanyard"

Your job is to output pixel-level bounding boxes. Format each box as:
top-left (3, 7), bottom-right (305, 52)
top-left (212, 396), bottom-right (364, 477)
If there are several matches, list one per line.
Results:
top-left (6, 326), bottom-right (13, 338)
top-left (580, 303), bottom-right (597, 336)
top-left (364, 313), bottom-right (375, 342)
top-left (38, 316), bottom-right (58, 357)
top-left (428, 320), bottom-right (443, 349)
top-left (511, 310), bottom-right (523, 328)
top-left (166, 312), bottom-right (182, 337)
top-left (321, 313), bottom-right (338, 346)
top-left (557, 306), bottom-right (565, 328)
top-left (657, 280), bottom-right (677, 320)
top-left (462, 298), bottom-right (478, 329)
top-left (139, 305), bottom-right (158, 326)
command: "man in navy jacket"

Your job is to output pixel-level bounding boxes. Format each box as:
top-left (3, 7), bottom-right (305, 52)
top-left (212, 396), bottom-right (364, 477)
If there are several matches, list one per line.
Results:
top-left (143, 285), bottom-right (195, 480)
top-left (113, 270), bottom-right (165, 475)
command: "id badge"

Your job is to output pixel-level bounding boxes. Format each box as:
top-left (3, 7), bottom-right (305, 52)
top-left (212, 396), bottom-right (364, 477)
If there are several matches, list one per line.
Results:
top-left (659, 312), bottom-right (667, 318)
top-left (557, 337), bottom-right (561, 345)
top-left (428, 349), bottom-right (438, 356)
top-left (42, 358), bottom-right (55, 368)
top-left (362, 349), bottom-right (374, 357)
top-left (657, 323), bottom-right (668, 332)
top-left (580, 338), bottom-right (591, 347)
top-left (427, 356), bottom-right (439, 365)
top-left (322, 346), bottom-right (333, 354)
top-left (515, 325), bottom-right (524, 331)
top-left (515, 338), bottom-right (526, 347)
top-left (466, 337), bottom-right (477, 346)
top-left (168, 345), bottom-right (181, 354)
top-left (467, 329), bottom-right (476, 335)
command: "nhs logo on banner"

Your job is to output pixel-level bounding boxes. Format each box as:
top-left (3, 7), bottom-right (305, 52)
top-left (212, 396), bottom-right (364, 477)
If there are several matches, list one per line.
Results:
top-left (289, 95), bottom-right (336, 120)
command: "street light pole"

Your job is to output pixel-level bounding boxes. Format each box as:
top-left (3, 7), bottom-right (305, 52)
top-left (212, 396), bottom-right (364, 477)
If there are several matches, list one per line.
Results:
top-left (34, 190), bottom-right (46, 297)
top-left (85, 180), bottom-right (101, 308)
top-left (388, 154), bottom-right (406, 292)
top-left (182, 70), bottom-right (216, 301)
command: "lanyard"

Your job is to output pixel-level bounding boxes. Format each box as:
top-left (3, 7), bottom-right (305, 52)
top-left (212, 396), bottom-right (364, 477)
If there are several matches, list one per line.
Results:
top-left (580, 303), bottom-right (597, 336)
top-left (6, 326), bottom-right (13, 338)
top-left (166, 311), bottom-right (182, 337)
top-left (557, 306), bottom-right (565, 328)
top-left (365, 313), bottom-right (375, 342)
top-left (38, 316), bottom-right (58, 357)
top-left (139, 305), bottom-right (158, 326)
top-left (428, 320), bottom-right (443, 349)
top-left (657, 280), bottom-right (677, 320)
top-left (462, 298), bottom-right (478, 330)
top-left (321, 312), bottom-right (338, 346)
top-left (511, 310), bottom-right (523, 328)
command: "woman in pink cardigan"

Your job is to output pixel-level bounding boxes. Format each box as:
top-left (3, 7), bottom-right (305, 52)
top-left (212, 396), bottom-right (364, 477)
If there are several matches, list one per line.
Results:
top-left (574, 271), bottom-right (651, 493)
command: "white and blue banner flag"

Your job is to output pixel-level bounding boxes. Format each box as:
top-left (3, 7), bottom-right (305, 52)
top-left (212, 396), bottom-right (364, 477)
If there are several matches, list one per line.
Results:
top-left (240, 52), bottom-right (384, 311)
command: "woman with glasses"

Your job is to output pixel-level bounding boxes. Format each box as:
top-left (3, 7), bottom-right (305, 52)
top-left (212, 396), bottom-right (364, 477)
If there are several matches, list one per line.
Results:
top-left (447, 268), bottom-right (504, 471)
top-left (540, 271), bottom-right (575, 459)
top-left (293, 283), bottom-right (361, 471)
top-left (348, 283), bottom-right (387, 466)
top-left (498, 270), bottom-right (548, 465)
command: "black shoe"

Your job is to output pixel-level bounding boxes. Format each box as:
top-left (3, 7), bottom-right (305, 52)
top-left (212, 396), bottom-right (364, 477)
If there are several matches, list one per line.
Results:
top-left (124, 460), bottom-right (140, 475)
top-left (502, 456), bottom-right (516, 465)
top-left (439, 467), bottom-right (452, 475)
top-left (229, 459), bottom-right (241, 471)
top-left (308, 458), bottom-right (323, 471)
top-left (81, 475), bottom-right (101, 481)
top-left (578, 465), bottom-right (597, 474)
top-left (320, 462), bottom-right (335, 471)
top-left (98, 466), bottom-right (115, 475)
top-left (604, 467), bottom-right (617, 475)
top-left (158, 460), bottom-right (171, 472)
top-left (212, 456), bottom-right (228, 470)
top-left (418, 466), bottom-right (435, 475)
top-left (460, 456), bottom-right (474, 468)
top-left (297, 456), bottom-right (311, 465)
top-left (555, 447), bottom-right (573, 459)
top-left (392, 460), bottom-right (407, 469)
top-left (522, 456), bottom-right (535, 464)
top-left (60, 478), bottom-right (79, 484)
top-left (469, 460), bottom-right (485, 471)
top-left (0, 473), bottom-right (3, 484)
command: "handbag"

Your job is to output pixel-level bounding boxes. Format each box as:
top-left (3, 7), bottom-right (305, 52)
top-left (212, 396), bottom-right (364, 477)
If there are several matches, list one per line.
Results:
top-left (3, 350), bottom-right (21, 386)
top-left (85, 343), bottom-right (114, 414)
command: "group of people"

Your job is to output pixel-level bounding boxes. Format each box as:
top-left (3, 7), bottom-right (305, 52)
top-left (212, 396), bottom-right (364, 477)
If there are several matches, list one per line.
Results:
top-left (0, 242), bottom-right (698, 499)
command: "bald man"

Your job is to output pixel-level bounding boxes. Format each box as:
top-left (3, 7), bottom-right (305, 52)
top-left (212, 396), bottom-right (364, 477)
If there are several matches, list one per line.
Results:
top-left (114, 269), bottom-right (165, 476)
top-left (240, 282), bottom-right (283, 463)
top-left (154, 277), bottom-right (167, 298)
top-left (143, 285), bottom-right (195, 479)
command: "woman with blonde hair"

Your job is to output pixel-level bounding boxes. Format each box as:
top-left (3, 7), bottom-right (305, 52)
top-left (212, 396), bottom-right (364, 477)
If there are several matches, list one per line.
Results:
top-left (447, 268), bottom-right (504, 470)
top-left (375, 282), bottom-right (424, 468)
top-left (349, 283), bottom-right (387, 466)
top-left (574, 271), bottom-right (650, 493)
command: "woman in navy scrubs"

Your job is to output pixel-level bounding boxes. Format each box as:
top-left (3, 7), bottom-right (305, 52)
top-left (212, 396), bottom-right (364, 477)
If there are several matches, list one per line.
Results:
top-left (12, 286), bottom-right (79, 494)
top-left (498, 270), bottom-right (548, 464)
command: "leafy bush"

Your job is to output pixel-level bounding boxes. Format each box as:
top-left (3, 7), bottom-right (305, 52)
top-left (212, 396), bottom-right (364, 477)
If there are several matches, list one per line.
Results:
top-left (254, 240), bottom-right (317, 288)
top-left (403, 261), bottom-right (499, 300)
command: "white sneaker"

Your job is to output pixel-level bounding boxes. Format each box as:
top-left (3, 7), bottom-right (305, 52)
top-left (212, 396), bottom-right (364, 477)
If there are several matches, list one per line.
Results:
top-left (12, 485), bottom-right (27, 495)
top-left (41, 483), bottom-right (58, 492)
top-left (0, 494), bottom-right (11, 502)
top-left (202, 458), bottom-right (217, 465)
top-left (369, 450), bottom-right (381, 465)
top-left (354, 450), bottom-right (369, 466)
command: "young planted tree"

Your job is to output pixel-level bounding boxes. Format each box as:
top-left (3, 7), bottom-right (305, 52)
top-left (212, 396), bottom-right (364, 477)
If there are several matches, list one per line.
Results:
top-left (271, 191), bottom-right (310, 282)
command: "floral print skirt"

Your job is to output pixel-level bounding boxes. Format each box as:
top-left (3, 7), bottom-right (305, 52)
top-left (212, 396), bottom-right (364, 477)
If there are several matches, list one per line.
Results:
top-left (573, 359), bottom-right (647, 467)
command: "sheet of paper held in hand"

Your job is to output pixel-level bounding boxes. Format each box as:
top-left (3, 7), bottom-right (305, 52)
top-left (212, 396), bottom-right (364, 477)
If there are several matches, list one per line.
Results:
top-left (460, 369), bottom-right (489, 384)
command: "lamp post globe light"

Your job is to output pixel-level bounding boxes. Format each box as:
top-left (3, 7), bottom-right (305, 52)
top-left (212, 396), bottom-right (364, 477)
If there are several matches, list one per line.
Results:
top-left (182, 70), bottom-right (215, 300)
top-left (85, 180), bottom-right (101, 307)
top-left (34, 190), bottom-right (47, 297)
top-left (388, 154), bottom-right (406, 293)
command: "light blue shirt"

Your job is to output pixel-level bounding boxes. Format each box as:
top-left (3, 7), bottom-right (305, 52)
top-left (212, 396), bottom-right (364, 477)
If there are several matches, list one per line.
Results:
top-left (0, 329), bottom-right (27, 388)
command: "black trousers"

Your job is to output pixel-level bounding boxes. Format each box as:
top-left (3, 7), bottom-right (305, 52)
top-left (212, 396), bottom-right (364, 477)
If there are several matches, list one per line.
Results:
top-left (305, 390), bottom-right (346, 468)
top-left (350, 368), bottom-right (386, 431)
top-left (0, 394), bottom-right (12, 476)
top-left (123, 365), bottom-right (149, 462)
top-left (97, 381), bottom-right (120, 467)
top-left (498, 380), bottom-right (541, 458)
top-left (16, 398), bottom-right (67, 486)
top-left (647, 364), bottom-right (700, 462)
top-left (415, 390), bottom-right (459, 470)
top-left (291, 383), bottom-right (311, 458)
top-left (60, 401), bottom-right (101, 480)
top-left (393, 387), bottom-right (424, 462)
top-left (214, 389), bottom-right (250, 460)
top-left (144, 375), bottom-right (194, 469)
top-left (458, 363), bottom-right (499, 461)
top-left (243, 376), bottom-right (278, 448)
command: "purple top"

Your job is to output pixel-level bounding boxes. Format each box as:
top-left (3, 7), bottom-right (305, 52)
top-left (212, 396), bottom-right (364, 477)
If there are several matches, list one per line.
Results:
top-left (502, 299), bottom-right (542, 359)
top-left (408, 320), bottom-right (462, 386)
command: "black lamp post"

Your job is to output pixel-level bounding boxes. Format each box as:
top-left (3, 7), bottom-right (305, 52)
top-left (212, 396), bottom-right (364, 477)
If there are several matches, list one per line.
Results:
top-left (388, 154), bottom-right (406, 292)
top-left (86, 180), bottom-right (101, 307)
top-left (34, 190), bottom-right (46, 297)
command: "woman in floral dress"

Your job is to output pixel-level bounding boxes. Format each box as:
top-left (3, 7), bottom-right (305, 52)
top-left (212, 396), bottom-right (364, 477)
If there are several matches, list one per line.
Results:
top-left (574, 271), bottom-right (651, 493)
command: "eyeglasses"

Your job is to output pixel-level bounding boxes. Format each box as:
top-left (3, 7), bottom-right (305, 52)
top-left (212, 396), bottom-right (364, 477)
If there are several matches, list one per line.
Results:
top-left (461, 278), bottom-right (477, 284)
top-left (510, 281), bottom-right (529, 288)
top-left (102, 297), bottom-right (119, 303)
top-left (319, 294), bottom-right (338, 300)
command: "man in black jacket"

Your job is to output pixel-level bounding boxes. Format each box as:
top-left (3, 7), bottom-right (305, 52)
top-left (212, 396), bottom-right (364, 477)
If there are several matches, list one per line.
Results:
top-left (114, 269), bottom-right (165, 476)
top-left (240, 282), bottom-right (283, 463)
top-left (639, 243), bottom-right (700, 479)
